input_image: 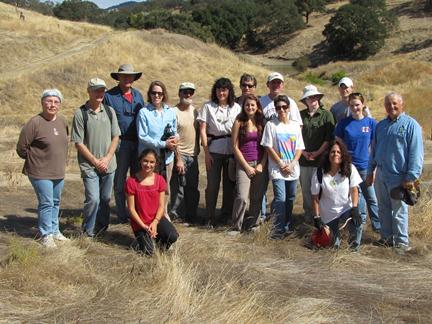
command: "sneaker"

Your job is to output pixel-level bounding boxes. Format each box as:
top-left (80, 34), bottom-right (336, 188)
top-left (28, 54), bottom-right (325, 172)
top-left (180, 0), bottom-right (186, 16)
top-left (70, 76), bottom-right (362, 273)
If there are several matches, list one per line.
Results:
top-left (53, 232), bottom-right (70, 241)
top-left (373, 238), bottom-right (394, 248)
top-left (394, 243), bottom-right (412, 255)
top-left (40, 234), bottom-right (57, 248)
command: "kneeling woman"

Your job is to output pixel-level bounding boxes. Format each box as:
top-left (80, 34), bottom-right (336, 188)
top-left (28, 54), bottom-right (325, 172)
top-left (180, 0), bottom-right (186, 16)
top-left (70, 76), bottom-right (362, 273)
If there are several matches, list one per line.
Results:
top-left (126, 149), bottom-right (178, 255)
top-left (311, 139), bottom-right (363, 250)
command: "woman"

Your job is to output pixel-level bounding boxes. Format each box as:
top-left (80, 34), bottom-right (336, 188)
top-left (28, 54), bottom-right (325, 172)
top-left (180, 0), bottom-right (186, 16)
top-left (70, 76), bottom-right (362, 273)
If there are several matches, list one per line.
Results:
top-left (335, 93), bottom-right (380, 233)
top-left (311, 139), bottom-right (363, 250)
top-left (261, 95), bottom-right (305, 239)
top-left (197, 77), bottom-right (241, 226)
top-left (299, 85), bottom-right (335, 224)
top-left (231, 94), bottom-right (267, 232)
top-left (16, 89), bottom-right (69, 248)
top-left (136, 81), bottom-right (177, 218)
top-left (126, 149), bottom-right (178, 255)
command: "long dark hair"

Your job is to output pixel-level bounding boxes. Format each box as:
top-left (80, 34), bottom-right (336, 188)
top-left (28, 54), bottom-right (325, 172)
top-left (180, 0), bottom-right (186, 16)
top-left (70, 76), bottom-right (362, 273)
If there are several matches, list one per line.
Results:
top-left (320, 139), bottom-right (352, 178)
top-left (236, 94), bottom-right (265, 144)
top-left (211, 77), bottom-right (236, 107)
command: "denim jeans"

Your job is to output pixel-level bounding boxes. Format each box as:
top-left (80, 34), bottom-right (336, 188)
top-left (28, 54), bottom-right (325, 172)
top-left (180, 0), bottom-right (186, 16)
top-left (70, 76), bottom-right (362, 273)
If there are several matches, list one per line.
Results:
top-left (29, 177), bottom-right (64, 237)
top-left (114, 139), bottom-right (139, 222)
top-left (170, 154), bottom-right (200, 222)
top-left (272, 179), bottom-right (297, 235)
top-left (374, 170), bottom-right (409, 246)
top-left (357, 169), bottom-right (381, 231)
top-left (326, 209), bottom-right (363, 249)
top-left (82, 171), bottom-right (115, 236)
top-left (205, 152), bottom-right (235, 225)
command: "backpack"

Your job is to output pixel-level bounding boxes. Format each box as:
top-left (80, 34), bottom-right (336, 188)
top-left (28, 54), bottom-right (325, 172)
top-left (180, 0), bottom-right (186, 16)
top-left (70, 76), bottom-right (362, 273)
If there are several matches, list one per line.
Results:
top-left (316, 166), bottom-right (351, 200)
top-left (80, 105), bottom-right (113, 141)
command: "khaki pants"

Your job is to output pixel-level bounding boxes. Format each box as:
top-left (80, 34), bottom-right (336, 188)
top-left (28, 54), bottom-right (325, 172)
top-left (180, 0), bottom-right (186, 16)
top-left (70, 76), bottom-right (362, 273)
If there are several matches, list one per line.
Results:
top-left (231, 161), bottom-right (265, 231)
top-left (299, 166), bottom-right (316, 222)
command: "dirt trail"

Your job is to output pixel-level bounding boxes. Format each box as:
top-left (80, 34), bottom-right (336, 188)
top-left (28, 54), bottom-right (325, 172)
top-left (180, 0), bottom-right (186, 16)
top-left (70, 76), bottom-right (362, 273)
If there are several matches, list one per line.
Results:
top-left (0, 31), bottom-right (116, 81)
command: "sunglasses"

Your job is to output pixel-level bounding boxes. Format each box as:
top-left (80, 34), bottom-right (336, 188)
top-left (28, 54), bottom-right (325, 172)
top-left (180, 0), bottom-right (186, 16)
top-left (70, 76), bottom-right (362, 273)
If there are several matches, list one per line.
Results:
top-left (306, 95), bottom-right (321, 100)
top-left (150, 91), bottom-right (164, 97)
top-left (181, 89), bottom-right (195, 95)
top-left (275, 104), bottom-right (290, 111)
top-left (241, 83), bottom-right (255, 89)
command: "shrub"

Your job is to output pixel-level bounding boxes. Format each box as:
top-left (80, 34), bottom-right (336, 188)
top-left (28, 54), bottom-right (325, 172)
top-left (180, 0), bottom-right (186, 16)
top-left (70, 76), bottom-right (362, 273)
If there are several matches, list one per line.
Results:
top-left (323, 4), bottom-right (390, 59)
top-left (292, 56), bottom-right (311, 72)
top-left (330, 70), bottom-right (347, 85)
top-left (304, 73), bottom-right (326, 86)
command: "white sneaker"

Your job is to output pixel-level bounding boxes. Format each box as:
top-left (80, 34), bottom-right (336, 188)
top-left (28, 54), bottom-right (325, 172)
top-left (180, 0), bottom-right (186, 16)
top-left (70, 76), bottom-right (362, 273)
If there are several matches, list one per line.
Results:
top-left (41, 234), bottom-right (57, 248)
top-left (53, 232), bottom-right (70, 241)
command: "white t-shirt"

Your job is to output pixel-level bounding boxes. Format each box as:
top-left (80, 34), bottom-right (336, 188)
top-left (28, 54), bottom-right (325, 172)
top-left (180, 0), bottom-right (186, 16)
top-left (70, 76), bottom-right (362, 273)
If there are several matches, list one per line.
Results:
top-left (197, 101), bottom-right (241, 155)
top-left (260, 95), bottom-right (303, 125)
top-left (310, 164), bottom-right (362, 224)
top-left (261, 120), bottom-right (305, 180)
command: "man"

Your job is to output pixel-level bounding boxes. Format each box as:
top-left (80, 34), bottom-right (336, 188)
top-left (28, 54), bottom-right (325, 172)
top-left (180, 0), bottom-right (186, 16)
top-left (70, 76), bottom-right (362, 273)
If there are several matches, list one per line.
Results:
top-left (366, 93), bottom-right (423, 253)
top-left (104, 63), bottom-right (144, 224)
top-left (236, 73), bottom-right (258, 106)
top-left (71, 78), bottom-right (121, 237)
top-left (170, 82), bottom-right (200, 224)
top-left (331, 77), bottom-right (371, 124)
top-left (260, 72), bottom-right (302, 124)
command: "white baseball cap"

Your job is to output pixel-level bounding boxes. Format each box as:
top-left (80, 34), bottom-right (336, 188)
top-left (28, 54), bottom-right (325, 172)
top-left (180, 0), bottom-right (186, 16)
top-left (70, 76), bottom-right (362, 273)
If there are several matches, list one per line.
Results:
top-left (338, 77), bottom-right (353, 88)
top-left (267, 72), bottom-right (284, 82)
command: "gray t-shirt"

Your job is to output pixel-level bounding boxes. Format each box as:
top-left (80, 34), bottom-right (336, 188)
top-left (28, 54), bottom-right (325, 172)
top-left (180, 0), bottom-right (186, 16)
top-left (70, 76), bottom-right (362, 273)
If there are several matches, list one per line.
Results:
top-left (71, 103), bottom-right (121, 176)
top-left (331, 100), bottom-right (372, 124)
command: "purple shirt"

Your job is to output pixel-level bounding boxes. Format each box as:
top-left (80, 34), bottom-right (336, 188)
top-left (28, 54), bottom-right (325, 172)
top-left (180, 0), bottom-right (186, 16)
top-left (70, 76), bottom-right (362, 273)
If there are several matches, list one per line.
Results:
top-left (240, 131), bottom-right (261, 162)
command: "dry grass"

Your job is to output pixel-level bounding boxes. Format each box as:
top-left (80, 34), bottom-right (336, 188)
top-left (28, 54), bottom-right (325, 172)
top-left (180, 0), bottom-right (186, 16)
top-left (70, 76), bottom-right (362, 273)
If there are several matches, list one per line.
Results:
top-left (1, 1), bottom-right (432, 322)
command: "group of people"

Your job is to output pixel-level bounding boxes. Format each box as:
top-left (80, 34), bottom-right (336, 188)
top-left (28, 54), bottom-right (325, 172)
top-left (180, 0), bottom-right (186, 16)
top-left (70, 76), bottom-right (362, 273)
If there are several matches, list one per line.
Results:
top-left (16, 64), bottom-right (424, 255)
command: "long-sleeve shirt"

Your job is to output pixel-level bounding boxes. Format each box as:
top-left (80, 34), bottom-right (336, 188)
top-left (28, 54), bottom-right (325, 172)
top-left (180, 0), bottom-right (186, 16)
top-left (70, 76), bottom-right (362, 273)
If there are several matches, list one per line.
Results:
top-left (103, 86), bottom-right (144, 140)
top-left (16, 114), bottom-right (69, 179)
top-left (136, 103), bottom-right (177, 164)
top-left (368, 113), bottom-right (423, 185)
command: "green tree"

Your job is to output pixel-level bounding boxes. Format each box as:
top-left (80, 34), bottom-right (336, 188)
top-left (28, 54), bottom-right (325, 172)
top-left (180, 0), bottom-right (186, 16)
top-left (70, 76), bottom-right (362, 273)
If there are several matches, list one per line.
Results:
top-left (323, 4), bottom-right (390, 59)
top-left (295, 0), bottom-right (326, 24)
top-left (53, 0), bottom-right (103, 22)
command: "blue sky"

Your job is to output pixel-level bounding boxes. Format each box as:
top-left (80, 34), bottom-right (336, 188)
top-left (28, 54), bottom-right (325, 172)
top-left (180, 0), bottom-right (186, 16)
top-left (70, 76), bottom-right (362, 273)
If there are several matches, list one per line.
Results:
top-left (90, 0), bottom-right (144, 9)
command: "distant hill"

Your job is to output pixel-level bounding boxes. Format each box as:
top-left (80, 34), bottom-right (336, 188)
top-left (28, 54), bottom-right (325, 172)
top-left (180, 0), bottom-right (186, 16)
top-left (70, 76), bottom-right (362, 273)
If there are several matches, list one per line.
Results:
top-left (105, 1), bottom-right (140, 11)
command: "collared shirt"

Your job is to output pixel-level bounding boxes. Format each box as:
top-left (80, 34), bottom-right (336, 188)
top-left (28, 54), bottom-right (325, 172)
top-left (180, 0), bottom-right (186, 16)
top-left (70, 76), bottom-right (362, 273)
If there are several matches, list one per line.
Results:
top-left (299, 107), bottom-right (335, 167)
top-left (330, 100), bottom-right (372, 124)
top-left (103, 86), bottom-right (144, 139)
top-left (174, 105), bottom-right (200, 156)
top-left (136, 103), bottom-right (177, 164)
top-left (260, 95), bottom-right (303, 125)
top-left (368, 113), bottom-right (423, 184)
top-left (71, 103), bottom-right (121, 176)
top-left (197, 101), bottom-right (241, 155)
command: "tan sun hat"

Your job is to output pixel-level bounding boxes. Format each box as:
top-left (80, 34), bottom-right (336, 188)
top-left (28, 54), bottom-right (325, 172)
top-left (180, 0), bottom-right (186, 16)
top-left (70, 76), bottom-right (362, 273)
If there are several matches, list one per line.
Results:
top-left (300, 84), bottom-right (324, 103)
top-left (110, 64), bottom-right (142, 81)
top-left (87, 77), bottom-right (107, 90)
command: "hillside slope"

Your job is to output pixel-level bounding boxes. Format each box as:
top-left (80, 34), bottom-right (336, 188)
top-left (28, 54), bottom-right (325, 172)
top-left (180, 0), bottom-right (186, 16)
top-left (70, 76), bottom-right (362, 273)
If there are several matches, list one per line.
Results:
top-left (1, 2), bottom-right (432, 323)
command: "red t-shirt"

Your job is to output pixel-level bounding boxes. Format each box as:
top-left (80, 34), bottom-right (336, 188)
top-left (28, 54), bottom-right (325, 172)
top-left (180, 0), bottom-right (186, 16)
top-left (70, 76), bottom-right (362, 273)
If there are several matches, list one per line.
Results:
top-left (125, 174), bottom-right (167, 232)
top-left (123, 92), bottom-right (133, 103)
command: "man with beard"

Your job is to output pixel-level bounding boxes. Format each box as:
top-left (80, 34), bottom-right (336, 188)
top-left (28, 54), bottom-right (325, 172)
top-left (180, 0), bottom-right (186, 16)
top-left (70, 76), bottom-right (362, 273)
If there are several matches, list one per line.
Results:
top-left (170, 82), bottom-right (200, 224)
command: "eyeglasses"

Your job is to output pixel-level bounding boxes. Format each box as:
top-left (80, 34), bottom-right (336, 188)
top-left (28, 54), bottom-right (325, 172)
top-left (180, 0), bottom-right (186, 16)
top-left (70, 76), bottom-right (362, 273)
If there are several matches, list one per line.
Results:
top-left (150, 91), bottom-right (163, 97)
top-left (275, 104), bottom-right (289, 111)
top-left (241, 83), bottom-right (255, 89)
top-left (181, 89), bottom-right (195, 96)
top-left (306, 95), bottom-right (321, 101)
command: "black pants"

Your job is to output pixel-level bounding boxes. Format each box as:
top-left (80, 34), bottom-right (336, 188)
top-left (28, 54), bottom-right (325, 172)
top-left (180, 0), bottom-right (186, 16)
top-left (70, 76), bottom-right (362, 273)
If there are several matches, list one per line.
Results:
top-left (134, 217), bottom-right (179, 255)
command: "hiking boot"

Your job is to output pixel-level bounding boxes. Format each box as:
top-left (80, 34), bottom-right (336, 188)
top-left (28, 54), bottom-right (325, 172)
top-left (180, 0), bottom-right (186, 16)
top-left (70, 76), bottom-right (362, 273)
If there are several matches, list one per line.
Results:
top-left (53, 232), bottom-right (70, 241)
top-left (373, 238), bottom-right (394, 248)
top-left (40, 234), bottom-right (57, 248)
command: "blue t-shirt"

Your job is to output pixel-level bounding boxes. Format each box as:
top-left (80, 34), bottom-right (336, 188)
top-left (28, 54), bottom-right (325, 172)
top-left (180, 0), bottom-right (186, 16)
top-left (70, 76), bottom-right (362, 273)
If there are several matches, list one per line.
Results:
top-left (335, 116), bottom-right (376, 171)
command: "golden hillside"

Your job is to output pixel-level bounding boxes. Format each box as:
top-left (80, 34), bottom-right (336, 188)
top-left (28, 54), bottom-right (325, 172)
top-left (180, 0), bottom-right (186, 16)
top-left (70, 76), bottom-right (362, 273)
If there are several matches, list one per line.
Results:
top-left (1, 2), bottom-right (432, 323)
